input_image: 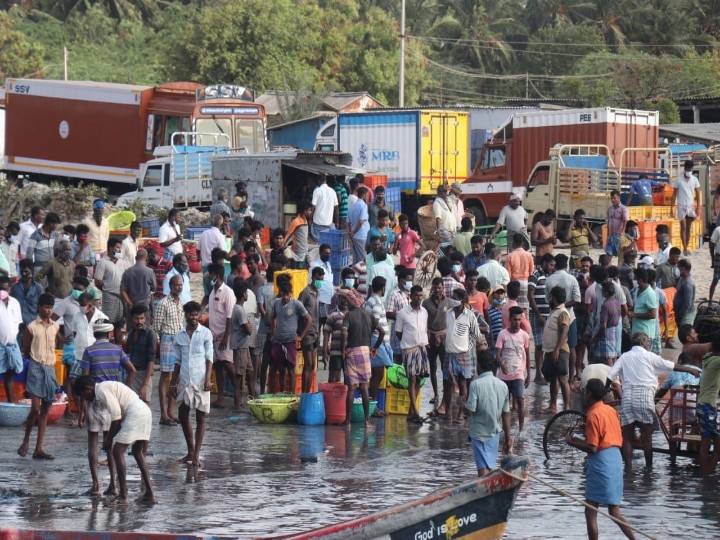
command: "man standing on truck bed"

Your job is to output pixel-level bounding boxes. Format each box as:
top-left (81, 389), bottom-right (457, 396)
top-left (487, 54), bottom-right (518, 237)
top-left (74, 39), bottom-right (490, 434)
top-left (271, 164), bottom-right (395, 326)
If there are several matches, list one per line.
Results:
top-left (606, 190), bottom-right (628, 264)
top-left (489, 194), bottom-right (528, 252)
top-left (671, 160), bottom-right (702, 256)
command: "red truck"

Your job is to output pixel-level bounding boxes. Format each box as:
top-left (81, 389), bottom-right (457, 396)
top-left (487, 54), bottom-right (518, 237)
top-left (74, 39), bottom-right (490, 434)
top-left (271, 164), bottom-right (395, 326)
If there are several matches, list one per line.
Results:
top-left (1, 79), bottom-right (268, 187)
top-left (459, 108), bottom-right (659, 223)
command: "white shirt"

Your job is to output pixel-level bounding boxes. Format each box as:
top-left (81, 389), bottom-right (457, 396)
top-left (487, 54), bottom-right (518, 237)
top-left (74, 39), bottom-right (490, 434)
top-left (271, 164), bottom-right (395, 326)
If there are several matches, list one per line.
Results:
top-left (82, 216), bottom-right (110, 255)
top-left (655, 245), bottom-right (672, 266)
top-left (158, 220), bottom-right (182, 256)
top-left (0, 297), bottom-right (22, 344)
top-left (395, 304), bottom-right (429, 349)
top-left (607, 345), bottom-right (675, 389)
top-left (73, 308), bottom-right (108, 361)
top-left (311, 184), bottom-right (338, 226)
top-left (450, 194), bottom-right (465, 224)
top-left (94, 381), bottom-right (140, 422)
top-left (367, 260), bottom-right (397, 305)
top-left (432, 198), bottom-right (456, 233)
top-left (497, 205), bottom-right (528, 232)
top-left (18, 220), bottom-right (39, 257)
top-left (119, 235), bottom-right (138, 272)
top-left (671, 173), bottom-right (701, 208)
top-left (477, 260), bottom-right (510, 290)
top-left (446, 306), bottom-right (480, 354)
top-left (1, 237), bottom-right (19, 277)
top-left (198, 227), bottom-right (226, 266)
top-left (711, 226), bottom-right (720, 249)
top-left (309, 258), bottom-right (334, 305)
top-left (580, 363), bottom-right (611, 390)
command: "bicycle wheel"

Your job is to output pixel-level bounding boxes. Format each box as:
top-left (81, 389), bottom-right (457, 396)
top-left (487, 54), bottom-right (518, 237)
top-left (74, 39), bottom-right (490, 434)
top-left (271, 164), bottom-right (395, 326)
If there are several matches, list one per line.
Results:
top-left (543, 409), bottom-right (587, 461)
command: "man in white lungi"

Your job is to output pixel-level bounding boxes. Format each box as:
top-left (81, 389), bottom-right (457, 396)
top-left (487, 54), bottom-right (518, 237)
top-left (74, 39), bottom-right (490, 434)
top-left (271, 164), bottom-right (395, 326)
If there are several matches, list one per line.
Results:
top-left (74, 376), bottom-right (155, 504)
top-left (170, 300), bottom-right (213, 467)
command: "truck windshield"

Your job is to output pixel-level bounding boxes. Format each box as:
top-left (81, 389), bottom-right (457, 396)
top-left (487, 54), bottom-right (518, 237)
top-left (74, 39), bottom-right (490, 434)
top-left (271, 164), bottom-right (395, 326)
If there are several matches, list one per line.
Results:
top-left (235, 119), bottom-right (265, 152)
top-left (481, 147), bottom-right (506, 170)
top-left (195, 119), bottom-right (232, 146)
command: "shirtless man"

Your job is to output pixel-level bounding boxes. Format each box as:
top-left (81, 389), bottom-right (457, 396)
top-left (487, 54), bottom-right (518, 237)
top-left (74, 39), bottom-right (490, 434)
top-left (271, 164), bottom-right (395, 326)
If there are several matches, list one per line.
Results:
top-left (532, 209), bottom-right (557, 257)
top-left (677, 324), bottom-right (711, 364)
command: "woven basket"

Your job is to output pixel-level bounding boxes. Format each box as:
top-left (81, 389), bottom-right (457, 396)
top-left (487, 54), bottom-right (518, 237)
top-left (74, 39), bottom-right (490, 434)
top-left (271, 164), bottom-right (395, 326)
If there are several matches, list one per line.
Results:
top-left (417, 205), bottom-right (437, 242)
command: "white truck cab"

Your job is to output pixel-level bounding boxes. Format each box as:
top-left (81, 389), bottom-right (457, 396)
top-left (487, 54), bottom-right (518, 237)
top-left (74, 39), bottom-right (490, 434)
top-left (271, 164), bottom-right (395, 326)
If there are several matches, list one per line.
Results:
top-left (117, 132), bottom-right (239, 209)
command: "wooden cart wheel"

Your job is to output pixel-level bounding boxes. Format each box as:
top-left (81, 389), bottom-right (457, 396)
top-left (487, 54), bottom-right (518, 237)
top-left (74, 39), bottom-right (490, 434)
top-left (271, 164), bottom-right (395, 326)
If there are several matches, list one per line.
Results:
top-left (413, 250), bottom-right (438, 289)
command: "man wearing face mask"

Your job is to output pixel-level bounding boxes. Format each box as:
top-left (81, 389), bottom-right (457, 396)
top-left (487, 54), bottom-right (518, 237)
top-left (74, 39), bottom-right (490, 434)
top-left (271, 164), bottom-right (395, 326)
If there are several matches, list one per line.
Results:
top-left (1, 222), bottom-right (20, 283)
top-left (71, 293), bottom-right (108, 424)
top-left (368, 186), bottom-right (396, 229)
top-left (71, 224), bottom-right (95, 275)
top-left (10, 260), bottom-right (43, 347)
top-left (36, 239), bottom-right (76, 302)
top-left (386, 267), bottom-right (414, 364)
top-left (0, 275), bottom-right (23, 403)
top-left (298, 267), bottom-right (324, 393)
top-left (83, 199), bottom-right (110, 257)
top-left (94, 238), bottom-right (125, 342)
top-left (671, 160), bottom-right (702, 256)
top-left (310, 243), bottom-right (334, 327)
top-left (52, 276), bottom-right (92, 416)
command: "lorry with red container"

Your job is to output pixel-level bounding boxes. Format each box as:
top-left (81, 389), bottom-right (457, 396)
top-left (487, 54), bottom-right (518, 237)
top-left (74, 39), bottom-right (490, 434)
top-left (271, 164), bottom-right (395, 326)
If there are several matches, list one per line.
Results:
top-left (1, 79), bottom-right (268, 191)
top-left (459, 107), bottom-right (659, 224)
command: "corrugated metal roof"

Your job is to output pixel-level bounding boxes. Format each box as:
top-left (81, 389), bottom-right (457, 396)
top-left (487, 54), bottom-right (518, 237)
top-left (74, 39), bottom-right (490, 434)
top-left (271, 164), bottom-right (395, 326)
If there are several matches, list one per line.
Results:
top-left (660, 123), bottom-right (720, 144)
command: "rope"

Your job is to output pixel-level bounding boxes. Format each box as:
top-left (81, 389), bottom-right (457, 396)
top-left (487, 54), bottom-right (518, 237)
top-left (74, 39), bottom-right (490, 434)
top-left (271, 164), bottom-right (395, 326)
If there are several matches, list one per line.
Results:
top-left (500, 468), bottom-right (659, 540)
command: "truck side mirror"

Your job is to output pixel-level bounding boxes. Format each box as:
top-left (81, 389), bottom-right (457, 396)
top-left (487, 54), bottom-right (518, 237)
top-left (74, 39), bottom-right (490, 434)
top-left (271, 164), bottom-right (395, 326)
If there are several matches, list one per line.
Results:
top-left (136, 178), bottom-right (143, 192)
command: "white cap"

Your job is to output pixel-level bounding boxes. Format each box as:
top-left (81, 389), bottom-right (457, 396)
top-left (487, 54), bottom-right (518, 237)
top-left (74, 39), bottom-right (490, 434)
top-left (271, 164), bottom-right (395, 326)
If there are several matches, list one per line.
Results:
top-left (639, 255), bottom-right (654, 268)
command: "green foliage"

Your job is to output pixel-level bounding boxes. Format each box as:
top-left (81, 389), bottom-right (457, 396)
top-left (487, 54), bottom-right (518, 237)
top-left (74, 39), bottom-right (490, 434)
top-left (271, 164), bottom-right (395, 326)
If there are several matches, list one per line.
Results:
top-left (0, 10), bottom-right (44, 79)
top-left (641, 98), bottom-right (680, 124)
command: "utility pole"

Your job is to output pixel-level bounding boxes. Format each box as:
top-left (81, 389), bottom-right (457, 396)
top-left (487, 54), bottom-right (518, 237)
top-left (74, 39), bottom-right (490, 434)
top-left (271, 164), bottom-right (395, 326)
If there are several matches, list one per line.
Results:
top-left (525, 73), bottom-right (529, 99)
top-left (399, 0), bottom-right (405, 107)
top-left (64, 47), bottom-right (68, 80)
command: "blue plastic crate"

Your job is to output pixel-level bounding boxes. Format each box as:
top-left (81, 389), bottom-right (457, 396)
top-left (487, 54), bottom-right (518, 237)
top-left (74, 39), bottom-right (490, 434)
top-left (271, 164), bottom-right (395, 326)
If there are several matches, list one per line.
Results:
top-left (185, 225), bottom-right (211, 240)
top-left (330, 248), bottom-right (351, 268)
top-left (385, 188), bottom-right (402, 212)
top-left (320, 229), bottom-right (349, 252)
top-left (139, 218), bottom-right (160, 237)
top-left (377, 389), bottom-right (386, 412)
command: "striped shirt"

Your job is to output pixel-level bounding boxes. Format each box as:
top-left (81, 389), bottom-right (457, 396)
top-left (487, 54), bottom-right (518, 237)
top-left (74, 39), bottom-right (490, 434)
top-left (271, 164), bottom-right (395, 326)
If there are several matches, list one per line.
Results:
top-left (150, 257), bottom-right (173, 298)
top-left (487, 305), bottom-right (504, 345)
top-left (25, 229), bottom-right (57, 268)
top-left (365, 294), bottom-right (390, 343)
top-left (81, 339), bottom-right (130, 381)
top-left (528, 268), bottom-right (550, 319)
top-left (323, 311), bottom-right (345, 356)
top-left (333, 183), bottom-right (349, 221)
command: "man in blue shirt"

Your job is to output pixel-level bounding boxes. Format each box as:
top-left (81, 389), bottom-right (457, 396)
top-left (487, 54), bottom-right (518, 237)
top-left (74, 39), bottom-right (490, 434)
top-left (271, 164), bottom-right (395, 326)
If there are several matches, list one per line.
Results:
top-left (630, 175), bottom-right (665, 206)
top-left (347, 187), bottom-right (370, 266)
top-left (10, 259), bottom-right (43, 345)
top-left (163, 253), bottom-right (192, 305)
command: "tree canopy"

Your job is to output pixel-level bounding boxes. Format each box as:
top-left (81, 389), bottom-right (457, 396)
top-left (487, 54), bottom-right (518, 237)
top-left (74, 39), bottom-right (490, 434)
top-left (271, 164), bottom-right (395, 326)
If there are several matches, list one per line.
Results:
top-left (5, 0), bottom-right (720, 117)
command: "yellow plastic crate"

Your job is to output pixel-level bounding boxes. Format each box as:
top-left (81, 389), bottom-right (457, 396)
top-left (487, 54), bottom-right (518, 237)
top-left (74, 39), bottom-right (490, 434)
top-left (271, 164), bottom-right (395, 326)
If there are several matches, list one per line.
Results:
top-left (385, 385), bottom-right (422, 415)
top-left (649, 206), bottom-right (673, 219)
top-left (54, 360), bottom-right (66, 387)
top-left (273, 269), bottom-right (309, 297)
top-left (628, 207), bottom-right (650, 221)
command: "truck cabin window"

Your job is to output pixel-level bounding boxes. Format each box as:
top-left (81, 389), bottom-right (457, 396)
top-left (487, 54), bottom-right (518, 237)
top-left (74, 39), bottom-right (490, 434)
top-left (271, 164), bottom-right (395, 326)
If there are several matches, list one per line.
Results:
top-left (235, 119), bottom-right (265, 152)
top-left (320, 123), bottom-right (335, 137)
top-left (481, 147), bottom-right (506, 170)
top-left (195, 119), bottom-right (232, 146)
top-left (144, 165), bottom-right (163, 188)
top-left (526, 166), bottom-right (550, 192)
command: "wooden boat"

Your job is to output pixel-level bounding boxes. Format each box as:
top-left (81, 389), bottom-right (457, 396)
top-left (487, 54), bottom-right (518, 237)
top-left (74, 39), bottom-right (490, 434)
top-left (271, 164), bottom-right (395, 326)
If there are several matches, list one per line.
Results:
top-left (278, 456), bottom-right (529, 540)
top-left (0, 456), bottom-right (528, 540)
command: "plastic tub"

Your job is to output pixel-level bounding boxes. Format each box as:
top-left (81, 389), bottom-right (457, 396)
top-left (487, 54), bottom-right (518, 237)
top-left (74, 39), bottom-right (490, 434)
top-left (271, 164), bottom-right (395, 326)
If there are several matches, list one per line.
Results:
top-left (107, 210), bottom-right (136, 231)
top-left (350, 399), bottom-right (377, 423)
top-left (248, 397), bottom-right (298, 424)
top-left (298, 392), bottom-right (326, 426)
top-left (319, 382), bottom-right (348, 425)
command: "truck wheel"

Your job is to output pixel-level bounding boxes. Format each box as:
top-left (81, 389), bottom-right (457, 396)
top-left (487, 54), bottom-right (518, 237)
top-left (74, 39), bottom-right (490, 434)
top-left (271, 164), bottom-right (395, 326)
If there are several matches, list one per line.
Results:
top-left (466, 206), bottom-right (486, 227)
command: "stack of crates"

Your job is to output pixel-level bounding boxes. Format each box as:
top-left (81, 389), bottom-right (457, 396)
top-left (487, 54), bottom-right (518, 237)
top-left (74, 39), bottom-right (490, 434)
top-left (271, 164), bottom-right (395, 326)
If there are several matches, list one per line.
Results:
top-left (139, 218), bottom-right (160, 238)
top-left (385, 187), bottom-right (402, 215)
top-left (320, 230), bottom-right (351, 285)
top-left (376, 367), bottom-right (422, 415)
top-left (185, 225), bottom-right (211, 240)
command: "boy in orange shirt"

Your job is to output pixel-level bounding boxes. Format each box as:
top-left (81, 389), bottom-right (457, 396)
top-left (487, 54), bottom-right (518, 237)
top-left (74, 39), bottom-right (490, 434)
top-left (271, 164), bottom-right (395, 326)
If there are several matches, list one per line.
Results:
top-left (567, 379), bottom-right (635, 540)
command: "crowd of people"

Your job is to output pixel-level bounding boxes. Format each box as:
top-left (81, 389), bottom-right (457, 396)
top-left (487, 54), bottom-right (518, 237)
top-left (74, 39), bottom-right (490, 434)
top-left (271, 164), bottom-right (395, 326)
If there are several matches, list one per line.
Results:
top-left (2, 166), bottom-right (720, 515)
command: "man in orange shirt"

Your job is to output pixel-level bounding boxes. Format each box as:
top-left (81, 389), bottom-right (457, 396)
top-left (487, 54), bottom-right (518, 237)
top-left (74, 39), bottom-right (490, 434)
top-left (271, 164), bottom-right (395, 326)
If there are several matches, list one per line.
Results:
top-left (505, 233), bottom-right (534, 312)
top-left (567, 379), bottom-right (636, 540)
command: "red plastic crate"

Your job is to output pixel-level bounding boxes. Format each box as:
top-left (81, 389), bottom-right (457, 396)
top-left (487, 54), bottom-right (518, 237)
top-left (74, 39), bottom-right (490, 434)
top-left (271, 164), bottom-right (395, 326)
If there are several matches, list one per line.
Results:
top-left (365, 175), bottom-right (388, 190)
top-left (0, 381), bottom-right (26, 402)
